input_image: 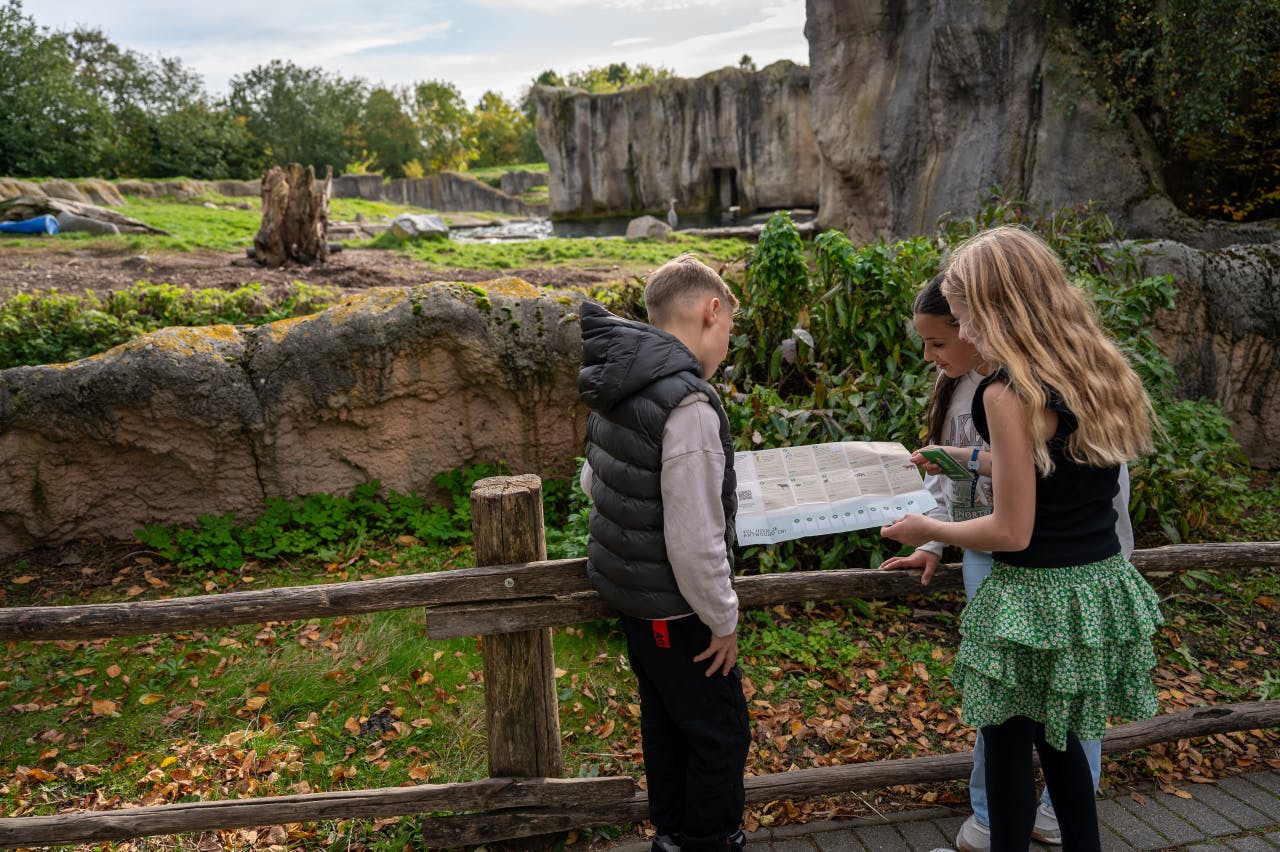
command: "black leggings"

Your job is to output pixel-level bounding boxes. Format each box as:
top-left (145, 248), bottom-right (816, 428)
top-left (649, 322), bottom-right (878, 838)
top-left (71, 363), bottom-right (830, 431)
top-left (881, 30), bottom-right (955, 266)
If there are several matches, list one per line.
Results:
top-left (981, 716), bottom-right (1100, 852)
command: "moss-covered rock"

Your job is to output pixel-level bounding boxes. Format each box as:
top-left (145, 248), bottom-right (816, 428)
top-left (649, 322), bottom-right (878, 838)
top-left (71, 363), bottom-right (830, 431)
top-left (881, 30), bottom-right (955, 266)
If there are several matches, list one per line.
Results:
top-left (0, 282), bottom-right (587, 553)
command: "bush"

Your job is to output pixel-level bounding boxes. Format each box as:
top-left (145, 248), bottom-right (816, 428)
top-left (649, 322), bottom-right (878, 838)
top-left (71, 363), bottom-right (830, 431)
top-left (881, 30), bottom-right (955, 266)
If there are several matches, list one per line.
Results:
top-left (0, 281), bottom-right (337, 368)
top-left (134, 466), bottom-right (507, 570)
top-left (720, 196), bottom-right (1251, 572)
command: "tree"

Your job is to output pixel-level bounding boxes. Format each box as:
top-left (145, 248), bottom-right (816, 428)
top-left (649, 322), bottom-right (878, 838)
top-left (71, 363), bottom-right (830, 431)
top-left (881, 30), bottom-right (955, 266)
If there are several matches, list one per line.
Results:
top-left (739, 54), bottom-right (757, 72)
top-left (411, 79), bottom-right (473, 172)
top-left (1067, 0), bottom-right (1280, 220)
top-left (360, 87), bottom-right (421, 178)
top-left (62, 25), bottom-right (255, 178)
top-left (0, 0), bottom-right (112, 176)
top-left (467, 91), bottom-right (528, 168)
top-left (228, 60), bottom-right (365, 173)
top-left (563, 62), bottom-right (673, 93)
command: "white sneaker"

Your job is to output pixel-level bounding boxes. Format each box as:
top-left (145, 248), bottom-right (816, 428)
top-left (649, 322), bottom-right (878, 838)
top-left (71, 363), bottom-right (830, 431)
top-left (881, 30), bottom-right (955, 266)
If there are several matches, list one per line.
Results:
top-left (954, 815), bottom-right (990, 852)
top-left (1032, 801), bottom-right (1063, 845)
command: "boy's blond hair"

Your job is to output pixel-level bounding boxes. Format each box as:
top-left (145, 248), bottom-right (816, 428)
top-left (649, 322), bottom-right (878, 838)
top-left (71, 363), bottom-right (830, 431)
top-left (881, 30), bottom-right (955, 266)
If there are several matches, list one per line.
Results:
top-left (643, 254), bottom-right (738, 328)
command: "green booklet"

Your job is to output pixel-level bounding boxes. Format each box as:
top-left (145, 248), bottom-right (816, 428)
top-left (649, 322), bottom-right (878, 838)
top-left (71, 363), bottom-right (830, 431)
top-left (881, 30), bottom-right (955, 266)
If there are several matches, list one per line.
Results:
top-left (916, 447), bottom-right (974, 481)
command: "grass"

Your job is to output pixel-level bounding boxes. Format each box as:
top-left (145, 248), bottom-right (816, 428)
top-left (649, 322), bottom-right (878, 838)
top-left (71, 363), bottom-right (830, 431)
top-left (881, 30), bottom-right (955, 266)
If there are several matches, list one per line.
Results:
top-left (467, 162), bottom-right (549, 182)
top-left (1, 192), bottom-right (744, 273)
top-left (370, 232), bottom-right (750, 271)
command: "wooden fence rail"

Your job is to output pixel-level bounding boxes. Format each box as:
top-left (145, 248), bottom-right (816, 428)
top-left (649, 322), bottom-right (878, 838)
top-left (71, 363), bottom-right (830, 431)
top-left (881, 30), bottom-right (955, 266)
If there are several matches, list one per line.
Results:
top-left (3, 541), bottom-right (1276, 643)
top-left (1, 475), bottom-right (1277, 850)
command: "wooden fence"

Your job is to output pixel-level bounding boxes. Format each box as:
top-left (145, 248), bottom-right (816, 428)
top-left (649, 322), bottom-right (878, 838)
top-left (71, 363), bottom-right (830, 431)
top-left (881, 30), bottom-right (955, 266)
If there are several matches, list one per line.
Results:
top-left (1, 474), bottom-right (1278, 849)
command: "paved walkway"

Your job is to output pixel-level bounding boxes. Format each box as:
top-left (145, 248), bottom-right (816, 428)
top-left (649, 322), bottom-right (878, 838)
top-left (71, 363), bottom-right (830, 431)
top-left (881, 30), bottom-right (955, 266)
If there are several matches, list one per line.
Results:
top-left (607, 769), bottom-right (1280, 852)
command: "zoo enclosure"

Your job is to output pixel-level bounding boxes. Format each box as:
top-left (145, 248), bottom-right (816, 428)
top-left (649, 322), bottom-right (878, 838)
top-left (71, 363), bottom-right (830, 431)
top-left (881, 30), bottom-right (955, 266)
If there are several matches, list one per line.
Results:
top-left (1, 474), bottom-right (1278, 849)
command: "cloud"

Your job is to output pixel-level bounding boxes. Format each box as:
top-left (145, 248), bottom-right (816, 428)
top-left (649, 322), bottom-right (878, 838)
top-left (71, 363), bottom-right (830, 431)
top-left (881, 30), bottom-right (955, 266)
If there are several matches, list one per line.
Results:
top-left (24, 0), bottom-right (807, 105)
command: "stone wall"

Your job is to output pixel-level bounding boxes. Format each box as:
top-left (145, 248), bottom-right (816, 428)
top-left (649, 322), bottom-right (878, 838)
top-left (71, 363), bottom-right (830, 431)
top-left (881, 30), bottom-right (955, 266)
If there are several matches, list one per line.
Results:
top-left (500, 170), bottom-right (547, 197)
top-left (0, 281), bottom-right (587, 554)
top-left (803, 0), bottom-right (1279, 249)
top-left (1140, 240), bottom-right (1280, 468)
top-left (330, 172), bottom-right (532, 216)
top-left (532, 61), bottom-right (819, 218)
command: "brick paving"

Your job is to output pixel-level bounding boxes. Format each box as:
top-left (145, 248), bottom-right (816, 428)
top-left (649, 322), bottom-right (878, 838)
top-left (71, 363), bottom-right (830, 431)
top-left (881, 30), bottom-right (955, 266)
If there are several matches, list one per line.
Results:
top-left (605, 769), bottom-right (1280, 851)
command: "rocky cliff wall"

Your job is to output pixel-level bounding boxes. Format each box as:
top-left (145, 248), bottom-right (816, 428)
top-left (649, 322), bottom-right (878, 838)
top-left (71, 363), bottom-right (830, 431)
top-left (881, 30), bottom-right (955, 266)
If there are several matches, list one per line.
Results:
top-left (533, 61), bottom-right (819, 218)
top-left (0, 281), bottom-right (586, 554)
top-left (804, 0), bottom-right (1279, 249)
top-left (1141, 241), bottom-right (1280, 468)
top-left (331, 172), bottom-right (532, 216)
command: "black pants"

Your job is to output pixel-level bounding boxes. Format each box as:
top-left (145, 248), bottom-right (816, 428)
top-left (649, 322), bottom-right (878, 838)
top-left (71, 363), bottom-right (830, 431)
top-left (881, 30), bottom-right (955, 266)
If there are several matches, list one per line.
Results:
top-left (982, 716), bottom-right (1101, 852)
top-left (620, 614), bottom-right (751, 852)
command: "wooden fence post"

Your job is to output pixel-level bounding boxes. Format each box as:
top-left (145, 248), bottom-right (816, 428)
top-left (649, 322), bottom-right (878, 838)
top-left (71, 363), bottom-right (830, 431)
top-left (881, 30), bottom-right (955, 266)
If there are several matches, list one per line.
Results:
top-left (470, 475), bottom-right (565, 781)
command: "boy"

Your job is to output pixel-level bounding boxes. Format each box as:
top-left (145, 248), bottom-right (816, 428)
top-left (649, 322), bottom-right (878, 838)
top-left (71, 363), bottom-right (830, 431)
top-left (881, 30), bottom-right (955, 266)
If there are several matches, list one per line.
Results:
top-left (577, 255), bottom-right (750, 852)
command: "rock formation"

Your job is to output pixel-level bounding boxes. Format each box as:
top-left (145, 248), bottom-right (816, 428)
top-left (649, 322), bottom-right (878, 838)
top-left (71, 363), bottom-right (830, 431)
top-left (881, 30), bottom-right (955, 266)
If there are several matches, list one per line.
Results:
top-left (1139, 240), bottom-right (1280, 468)
top-left (331, 172), bottom-right (531, 216)
top-left (804, 0), bottom-right (1279, 249)
top-left (533, 61), bottom-right (819, 219)
top-left (0, 281), bottom-right (587, 554)
top-left (0, 178), bottom-right (125, 206)
top-left (0, 195), bottom-right (169, 235)
top-left (500, 170), bottom-right (547, 197)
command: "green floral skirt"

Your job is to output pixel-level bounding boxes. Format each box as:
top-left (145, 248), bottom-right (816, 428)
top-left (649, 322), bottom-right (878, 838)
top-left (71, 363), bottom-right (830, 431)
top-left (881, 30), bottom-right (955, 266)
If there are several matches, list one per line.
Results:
top-left (952, 553), bottom-right (1164, 751)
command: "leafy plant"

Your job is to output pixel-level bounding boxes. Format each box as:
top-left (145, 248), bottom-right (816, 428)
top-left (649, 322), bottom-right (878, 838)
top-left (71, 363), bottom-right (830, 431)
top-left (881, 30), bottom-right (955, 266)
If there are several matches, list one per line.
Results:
top-left (716, 196), bottom-right (1253, 574)
top-left (135, 468), bottom-right (508, 570)
top-left (0, 280), bottom-right (338, 368)
top-left (728, 211), bottom-right (813, 386)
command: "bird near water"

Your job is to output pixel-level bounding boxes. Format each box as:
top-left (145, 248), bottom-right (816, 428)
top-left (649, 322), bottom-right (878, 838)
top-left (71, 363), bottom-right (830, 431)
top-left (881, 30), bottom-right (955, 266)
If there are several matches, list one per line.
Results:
top-left (667, 199), bottom-right (678, 230)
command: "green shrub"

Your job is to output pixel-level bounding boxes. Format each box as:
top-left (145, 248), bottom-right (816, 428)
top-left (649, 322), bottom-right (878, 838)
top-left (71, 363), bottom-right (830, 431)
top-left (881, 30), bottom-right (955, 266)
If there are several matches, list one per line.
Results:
top-left (0, 281), bottom-right (337, 368)
top-left (720, 197), bottom-right (1252, 573)
top-left (135, 466), bottom-right (507, 570)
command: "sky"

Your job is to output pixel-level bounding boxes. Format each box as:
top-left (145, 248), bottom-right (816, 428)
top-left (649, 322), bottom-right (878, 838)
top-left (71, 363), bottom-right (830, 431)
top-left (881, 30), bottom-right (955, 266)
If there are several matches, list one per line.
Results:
top-left (27, 0), bottom-right (810, 106)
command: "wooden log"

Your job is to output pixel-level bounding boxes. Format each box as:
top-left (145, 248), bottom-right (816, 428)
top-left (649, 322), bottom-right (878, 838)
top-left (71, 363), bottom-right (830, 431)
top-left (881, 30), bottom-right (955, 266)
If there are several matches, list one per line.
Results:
top-left (3, 542), bottom-right (1276, 644)
top-left (0, 776), bottom-right (634, 849)
top-left (0, 558), bottom-right (592, 642)
top-left (425, 542), bottom-right (1280, 638)
top-left (470, 475), bottom-right (565, 783)
top-left (253, 163), bottom-right (331, 267)
top-left (1, 697), bottom-right (1273, 850)
top-left (423, 699), bottom-right (1280, 847)
top-left (421, 800), bottom-right (647, 848)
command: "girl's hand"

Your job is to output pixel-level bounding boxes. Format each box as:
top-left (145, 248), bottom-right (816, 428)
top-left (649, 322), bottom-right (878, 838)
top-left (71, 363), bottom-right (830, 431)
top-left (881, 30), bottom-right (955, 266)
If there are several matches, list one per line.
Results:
top-left (909, 444), bottom-right (961, 475)
top-left (879, 548), bottom-right (941, 585)
top-left (880, 514), bottom-right (938, 548)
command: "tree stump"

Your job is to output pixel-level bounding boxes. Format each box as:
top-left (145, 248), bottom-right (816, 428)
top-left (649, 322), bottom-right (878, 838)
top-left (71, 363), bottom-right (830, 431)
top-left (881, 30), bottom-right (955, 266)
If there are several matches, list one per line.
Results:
top-left (253, 163), bottom-right (331, 267)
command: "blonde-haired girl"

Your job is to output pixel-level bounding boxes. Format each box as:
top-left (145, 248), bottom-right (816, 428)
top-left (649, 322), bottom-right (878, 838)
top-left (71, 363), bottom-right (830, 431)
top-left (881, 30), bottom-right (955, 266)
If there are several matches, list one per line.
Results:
top-left (881, 226), bottom-right (1164, 852)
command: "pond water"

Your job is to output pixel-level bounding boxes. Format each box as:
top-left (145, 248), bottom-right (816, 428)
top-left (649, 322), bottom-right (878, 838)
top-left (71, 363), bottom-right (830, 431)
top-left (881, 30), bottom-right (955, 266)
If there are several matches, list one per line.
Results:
top-left (450, 209), bottom-right (802, 242)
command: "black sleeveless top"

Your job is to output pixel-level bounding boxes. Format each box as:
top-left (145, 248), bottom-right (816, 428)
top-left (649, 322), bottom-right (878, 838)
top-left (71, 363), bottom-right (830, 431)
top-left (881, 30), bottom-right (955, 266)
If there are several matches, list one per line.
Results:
top-left (972, 371), bottom-right (1121, 567)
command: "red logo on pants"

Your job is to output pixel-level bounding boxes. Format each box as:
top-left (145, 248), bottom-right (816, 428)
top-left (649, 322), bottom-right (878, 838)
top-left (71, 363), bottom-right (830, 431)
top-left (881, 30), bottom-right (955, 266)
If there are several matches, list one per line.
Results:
top-left (652, 620), bottom-right (670, 648)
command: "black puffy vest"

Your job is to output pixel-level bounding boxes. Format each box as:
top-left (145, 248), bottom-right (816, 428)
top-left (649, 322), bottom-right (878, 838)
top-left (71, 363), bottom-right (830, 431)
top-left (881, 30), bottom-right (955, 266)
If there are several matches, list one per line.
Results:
top-left (578, 301), bottom-right (737, 619)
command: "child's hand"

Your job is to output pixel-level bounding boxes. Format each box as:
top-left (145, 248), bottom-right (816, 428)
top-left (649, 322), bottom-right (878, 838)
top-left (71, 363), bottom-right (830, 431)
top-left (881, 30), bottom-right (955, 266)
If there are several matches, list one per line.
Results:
top-left (880, 514), bottom-right (936, 548)
top-left (878, 548), bottom-right (941, 585)
top-left (910, 444), bottom-right (957, 475)
top-left (693, 631), bottom-right (738, 677)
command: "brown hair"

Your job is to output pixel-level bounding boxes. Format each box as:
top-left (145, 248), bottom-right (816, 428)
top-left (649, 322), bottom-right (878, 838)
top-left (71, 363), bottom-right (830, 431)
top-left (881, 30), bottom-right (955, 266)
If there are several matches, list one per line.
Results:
top-left (643, 254), bottom-right (738, 328)
top-left (914, 274), bottom-right (962, 445)
top-left (941, 226), bottom-right (1155, 473)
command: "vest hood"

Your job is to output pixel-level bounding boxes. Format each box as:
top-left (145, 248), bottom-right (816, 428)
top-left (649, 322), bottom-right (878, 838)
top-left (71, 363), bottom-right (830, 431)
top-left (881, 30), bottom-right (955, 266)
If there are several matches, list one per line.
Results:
top-left (578, 301), bottom-right (704, 411)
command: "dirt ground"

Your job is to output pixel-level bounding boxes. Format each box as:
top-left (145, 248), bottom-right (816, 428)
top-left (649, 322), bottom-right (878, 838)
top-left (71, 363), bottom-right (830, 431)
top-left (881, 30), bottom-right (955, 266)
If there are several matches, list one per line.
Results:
top-left (0, 244), bottom-right (629, 298)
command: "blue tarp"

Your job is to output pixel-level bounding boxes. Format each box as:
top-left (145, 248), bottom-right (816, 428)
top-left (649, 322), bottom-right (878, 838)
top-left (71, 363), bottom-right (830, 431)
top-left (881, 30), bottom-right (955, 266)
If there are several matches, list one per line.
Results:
top-left (0, 214), bottom-right (59, 235)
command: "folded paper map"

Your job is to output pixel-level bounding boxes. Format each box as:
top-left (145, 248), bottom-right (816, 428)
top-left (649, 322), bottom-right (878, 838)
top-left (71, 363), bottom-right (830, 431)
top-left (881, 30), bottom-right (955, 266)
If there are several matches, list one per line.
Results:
top-left (734, 441), bottom-right (936, 545)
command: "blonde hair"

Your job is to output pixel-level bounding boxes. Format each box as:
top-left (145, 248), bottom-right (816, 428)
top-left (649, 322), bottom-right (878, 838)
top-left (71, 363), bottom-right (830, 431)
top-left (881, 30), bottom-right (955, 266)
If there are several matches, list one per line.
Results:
top-left (643, 254), bottom-right (738, 327)
top-left (941, 226), bottom-right (1155, 474)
